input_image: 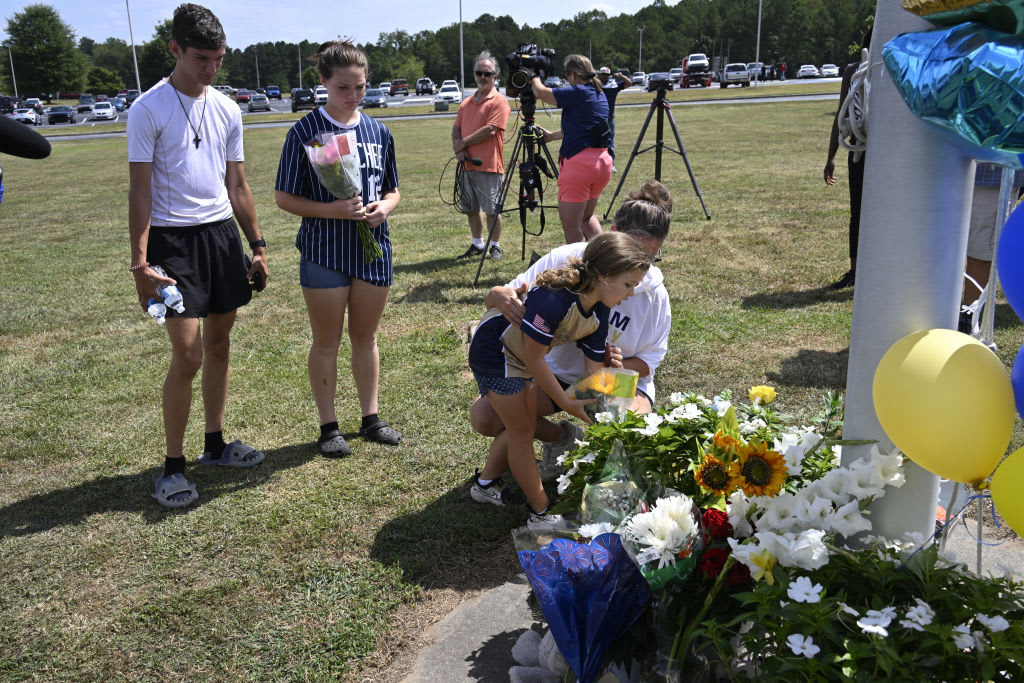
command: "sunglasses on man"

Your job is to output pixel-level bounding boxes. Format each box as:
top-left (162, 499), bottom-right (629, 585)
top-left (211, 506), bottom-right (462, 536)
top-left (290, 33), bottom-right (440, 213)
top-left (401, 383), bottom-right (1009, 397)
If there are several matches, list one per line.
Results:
top-left (475, 70), bottom-right (495, 77)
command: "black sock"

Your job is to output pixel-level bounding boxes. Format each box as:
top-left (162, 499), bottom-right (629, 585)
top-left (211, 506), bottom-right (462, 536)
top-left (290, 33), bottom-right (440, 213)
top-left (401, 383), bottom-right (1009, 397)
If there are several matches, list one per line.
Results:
top-left (361, 413), bottom-right (379, 430)
top-left (204, 431), bottom-right (226, 460)
top-left (164, 456), bottom-right (186, 477)
top-left (320, 421), bottom-right (339, 438)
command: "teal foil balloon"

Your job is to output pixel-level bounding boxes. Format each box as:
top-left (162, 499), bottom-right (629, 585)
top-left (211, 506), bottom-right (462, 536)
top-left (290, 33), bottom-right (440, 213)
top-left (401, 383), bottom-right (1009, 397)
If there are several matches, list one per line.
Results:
top-left (901, 0), bottom-right (1024, 35)
top-left (882, 23), bottom-right (1024, 168)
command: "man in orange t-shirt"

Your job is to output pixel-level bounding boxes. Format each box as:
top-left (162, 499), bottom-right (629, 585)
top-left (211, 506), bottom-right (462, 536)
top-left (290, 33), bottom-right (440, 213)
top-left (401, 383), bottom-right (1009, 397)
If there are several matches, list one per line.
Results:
top-left (452, 51), bottom-right (511, 260)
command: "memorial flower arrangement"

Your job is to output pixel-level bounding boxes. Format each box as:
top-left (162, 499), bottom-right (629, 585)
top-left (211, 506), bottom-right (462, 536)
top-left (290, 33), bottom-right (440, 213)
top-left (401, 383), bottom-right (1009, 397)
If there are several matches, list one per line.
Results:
top-left (304, 131), bottom-right (383, 262)
top-left (545, 387), bottom-right (1024, 681)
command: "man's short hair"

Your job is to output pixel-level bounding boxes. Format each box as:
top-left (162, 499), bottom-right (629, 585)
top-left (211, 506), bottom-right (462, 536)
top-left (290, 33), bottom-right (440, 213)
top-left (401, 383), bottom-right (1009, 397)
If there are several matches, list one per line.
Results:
top-left (476, 50), bottom-right (499, 76)
top-left (171, 3), bottom-right (226, 51)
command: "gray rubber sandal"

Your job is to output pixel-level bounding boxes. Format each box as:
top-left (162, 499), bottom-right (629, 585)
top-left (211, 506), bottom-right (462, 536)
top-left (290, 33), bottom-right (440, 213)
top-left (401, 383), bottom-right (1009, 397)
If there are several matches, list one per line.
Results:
top-left (318, 429), bottom-right (352, 458)
top-left (153, 473), bottom-right (198, 509)
top-left (198, 440), bottom-right (265, 468)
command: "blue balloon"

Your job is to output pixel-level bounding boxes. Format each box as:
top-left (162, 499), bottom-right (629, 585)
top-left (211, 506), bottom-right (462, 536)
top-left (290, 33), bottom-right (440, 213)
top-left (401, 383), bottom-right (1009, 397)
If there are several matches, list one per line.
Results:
top-left (518, 533), bottom-right (651, 683)
top-left (997, 202), bottom-right (1024, 321)
top-left (1012, 344), bottom-right (1024, 421)
top-left (882, 23), bottom-right (1024, 168)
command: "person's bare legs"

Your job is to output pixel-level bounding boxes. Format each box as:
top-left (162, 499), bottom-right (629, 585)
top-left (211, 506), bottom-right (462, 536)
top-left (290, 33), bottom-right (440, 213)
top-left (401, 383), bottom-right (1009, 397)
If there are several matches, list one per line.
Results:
top-left (200, 310), bottom-right (237, 433)
top-left (558, 200), bottom-right (587, 243)
top-left (468, 211), bottom-right (503, 243)
top-left (302, 285), bottom-right (349, 426)
top-left (470, 391), bottom-right (562, 441)
top-left (580, 198), bottom-right (602, 239)
top-left (346, 278), bottom-right (390, 418)
top-left (163, 317), bottom-right (205, 460)
top-left (482, 385), bottom-right (548, 513)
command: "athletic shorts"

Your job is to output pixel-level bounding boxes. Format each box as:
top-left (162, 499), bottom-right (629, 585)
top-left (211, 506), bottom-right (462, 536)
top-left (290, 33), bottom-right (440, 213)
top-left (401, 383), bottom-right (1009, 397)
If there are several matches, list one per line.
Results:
top-left (459, 170), bottom-right (503, 215)
top-left (147, 217), bottom-right (251, 318)
top-left (300, 257), bottom-right (354, 289)
top-left (558, 148), bottom-right (613, 203)
top-left (473, 370), bottom-right (527, 398)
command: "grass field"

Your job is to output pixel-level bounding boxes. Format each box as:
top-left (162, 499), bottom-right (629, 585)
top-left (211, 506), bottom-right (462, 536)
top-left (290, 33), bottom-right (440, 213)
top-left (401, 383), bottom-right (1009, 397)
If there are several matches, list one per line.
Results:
top-left (2, 97), bottom-right (1021, 680)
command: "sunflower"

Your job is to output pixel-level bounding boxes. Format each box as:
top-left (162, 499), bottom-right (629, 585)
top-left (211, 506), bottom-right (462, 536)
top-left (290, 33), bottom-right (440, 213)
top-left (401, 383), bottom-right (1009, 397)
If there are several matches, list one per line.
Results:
top-left (729, 440), bottom-right (787, 497)
top-left (696, 454), bottom-right (736, 496)
top-left (712, 430), bottom-right (744, 458)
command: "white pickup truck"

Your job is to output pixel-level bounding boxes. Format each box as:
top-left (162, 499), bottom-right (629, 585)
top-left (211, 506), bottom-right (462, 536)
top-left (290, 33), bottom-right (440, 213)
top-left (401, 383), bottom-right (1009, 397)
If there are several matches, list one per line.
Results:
top-left (719, 63), bottom-right (752, 88)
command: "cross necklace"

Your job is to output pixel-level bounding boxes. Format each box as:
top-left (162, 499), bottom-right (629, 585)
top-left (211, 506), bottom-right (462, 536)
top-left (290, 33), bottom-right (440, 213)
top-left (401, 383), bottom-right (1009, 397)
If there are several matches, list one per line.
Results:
top-left (169, 73), bottom-right (207, 149)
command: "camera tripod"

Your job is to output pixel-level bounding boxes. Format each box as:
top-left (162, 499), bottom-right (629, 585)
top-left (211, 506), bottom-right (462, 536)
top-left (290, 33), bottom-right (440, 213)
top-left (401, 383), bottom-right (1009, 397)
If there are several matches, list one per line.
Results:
top-left (472, 90), bottom-right (559, 287)
top-left (602, 84), bottom-right (711, 221)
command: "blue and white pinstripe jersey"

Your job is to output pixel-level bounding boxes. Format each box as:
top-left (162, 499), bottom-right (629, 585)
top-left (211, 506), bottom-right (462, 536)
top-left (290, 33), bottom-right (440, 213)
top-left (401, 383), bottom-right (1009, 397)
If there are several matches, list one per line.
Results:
top-left (275, 109), bottom-right (399, 286)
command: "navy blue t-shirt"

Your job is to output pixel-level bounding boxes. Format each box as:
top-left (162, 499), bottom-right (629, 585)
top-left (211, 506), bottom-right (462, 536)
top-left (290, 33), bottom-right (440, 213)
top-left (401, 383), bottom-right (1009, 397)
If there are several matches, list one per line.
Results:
top-left (552, 84), bottom-right (610, 160)
top-left (469, 286), bottom-right (609, 378)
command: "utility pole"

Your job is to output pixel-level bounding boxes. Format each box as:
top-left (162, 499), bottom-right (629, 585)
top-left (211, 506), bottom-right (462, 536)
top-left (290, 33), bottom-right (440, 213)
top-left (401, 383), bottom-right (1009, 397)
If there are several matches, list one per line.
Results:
top-left (4, 43), bottom-right (17, 98)
top-left (638, 26), bottom-right (644, 74)
top-left (255, 47), bottom-right (260, 89)
top-left (298, 44), bottom-right (302, 89)
top-left (458, 0), bottom-right (465, 89)
top-left (754, 0), bottom-right (763, 86)
top-left (126, 0), bottom-right (141, 91)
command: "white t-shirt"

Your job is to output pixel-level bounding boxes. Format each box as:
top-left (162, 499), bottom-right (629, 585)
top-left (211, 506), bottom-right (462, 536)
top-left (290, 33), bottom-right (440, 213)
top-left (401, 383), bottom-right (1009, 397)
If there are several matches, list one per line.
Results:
top-left (507, 242), bottom-right (671, 399)
top-left (127, 79), bottom-right (243, 226)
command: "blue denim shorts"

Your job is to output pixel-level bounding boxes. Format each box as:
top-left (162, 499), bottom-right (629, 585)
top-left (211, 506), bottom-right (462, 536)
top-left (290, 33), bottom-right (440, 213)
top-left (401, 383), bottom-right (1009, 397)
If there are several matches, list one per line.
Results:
top-left (473, 370), bottom-right (527, 398)
top-left (300, 258), bottom-right (353, 289)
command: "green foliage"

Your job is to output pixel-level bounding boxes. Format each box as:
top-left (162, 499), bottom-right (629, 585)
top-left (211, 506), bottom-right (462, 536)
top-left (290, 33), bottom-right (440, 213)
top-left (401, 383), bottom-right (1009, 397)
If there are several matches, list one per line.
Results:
top-left (91, 38), bottom-right (135, 90)
top-left (86, 66), bottom-right (122, 95)
top-left (700, 544), bottom-right (1024, 680)
top-left (138, 19), bottom-right (174, 90)
top-left (5, 4), bottom-right (85, 95)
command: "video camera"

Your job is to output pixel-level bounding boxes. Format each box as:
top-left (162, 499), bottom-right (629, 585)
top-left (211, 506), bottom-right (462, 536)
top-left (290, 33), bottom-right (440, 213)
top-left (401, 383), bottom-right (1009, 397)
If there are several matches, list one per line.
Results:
top-left (505, 43), bottom-right (556, 98)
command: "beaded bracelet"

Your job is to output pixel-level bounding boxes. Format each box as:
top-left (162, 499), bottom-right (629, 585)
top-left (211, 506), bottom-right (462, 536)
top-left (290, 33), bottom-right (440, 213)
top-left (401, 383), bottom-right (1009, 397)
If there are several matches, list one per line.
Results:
top-left (129, 261), bottom-right (150, 272)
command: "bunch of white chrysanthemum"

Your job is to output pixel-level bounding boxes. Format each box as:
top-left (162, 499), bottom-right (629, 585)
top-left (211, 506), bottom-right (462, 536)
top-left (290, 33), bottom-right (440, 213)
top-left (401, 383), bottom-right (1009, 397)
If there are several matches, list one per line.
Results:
top-left (622, 495), bottom-right (699, 569)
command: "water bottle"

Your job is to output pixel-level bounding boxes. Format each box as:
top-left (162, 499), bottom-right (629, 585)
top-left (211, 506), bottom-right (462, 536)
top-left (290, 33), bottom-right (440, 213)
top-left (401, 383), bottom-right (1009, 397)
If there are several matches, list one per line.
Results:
top-left (151, 265), bottom-right (185, 313)
top-left (147, 298), bottom-right (167, 324)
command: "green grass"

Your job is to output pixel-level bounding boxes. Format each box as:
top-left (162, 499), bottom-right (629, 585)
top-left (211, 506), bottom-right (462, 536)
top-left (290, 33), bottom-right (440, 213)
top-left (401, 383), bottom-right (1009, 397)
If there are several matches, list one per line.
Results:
top-left (1, 98), bottom-right (1019, 680)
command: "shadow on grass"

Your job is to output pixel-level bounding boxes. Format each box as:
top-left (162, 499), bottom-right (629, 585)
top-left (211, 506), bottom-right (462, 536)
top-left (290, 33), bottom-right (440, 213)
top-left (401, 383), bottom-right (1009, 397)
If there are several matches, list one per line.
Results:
top-left (0, 443), bottom-right (315, 539)
top-left (767, 347), bottom-right (850, 390)
top-left (370, 477), bottom-right (524, 591)
top-left (740, 285), bottom-right (853, 310)
top-left (393, 256), bottom-right (465, 275)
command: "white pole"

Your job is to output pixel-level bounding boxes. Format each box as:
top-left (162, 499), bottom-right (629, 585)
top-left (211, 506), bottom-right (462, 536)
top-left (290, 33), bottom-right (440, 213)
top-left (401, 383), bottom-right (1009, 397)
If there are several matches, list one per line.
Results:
top-left (298, 44), bottom-right (302, 90)
top-left (459, 0), bottom-right (465, 90)
top-left (125, 0), bottom-right (141, 92)
top-left (638, 27), bottom-right (644, 74)
top-left (753, 0), bottom-right (762, 86)
top-left (255, 47), bottom-right (260, 89)
top-left (6, 45), bottom-right (17, 98)
top-left (841, 0), bottom-right (975, 542)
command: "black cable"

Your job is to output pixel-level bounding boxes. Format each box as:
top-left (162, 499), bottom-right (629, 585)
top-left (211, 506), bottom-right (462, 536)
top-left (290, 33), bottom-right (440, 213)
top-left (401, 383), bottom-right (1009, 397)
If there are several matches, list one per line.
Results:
top-left (438, 155), bottom-right (482, 209)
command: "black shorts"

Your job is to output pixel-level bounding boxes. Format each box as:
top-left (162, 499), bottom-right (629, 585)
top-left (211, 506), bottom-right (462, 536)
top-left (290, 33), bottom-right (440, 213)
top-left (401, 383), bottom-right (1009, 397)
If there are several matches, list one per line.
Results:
top-left (147, 217), bottom-right (251, 318)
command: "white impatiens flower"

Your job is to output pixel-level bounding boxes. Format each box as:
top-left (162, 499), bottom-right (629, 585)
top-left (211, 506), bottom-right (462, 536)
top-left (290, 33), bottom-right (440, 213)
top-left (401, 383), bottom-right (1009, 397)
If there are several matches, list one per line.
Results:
top-left (739, 418), bottom-right (767, 435)
top-left (573, 438), bottom-right (590, 448)
top-left (665, 402), bottom-right (702, 423)
top-left (578, 522), bottom-right (615, 539)
top-left (669, 391), bottom-right (685, 405)
top-left (556, 472), bottom-right (573, 494)
top-left (837, 602), bottom-right (859, 617)
top-left (787, 576), bottom-right (823, 603)
top-left (976, 613), bottom-right (1010, 633)
top-left (952, 623), bottom-right (985, 651)
top-left (786, 634), bottom-right (820, 658)
top-left (632, 413), bottom-right (665, 436)
top-left (594, 411), bottom-right (615, 424)
top-left (712, 398), bottom-right (732, 417)
top-left (900, 599), bottom-right (935, 632)
top-left (857, 608), bottom-right (895, 637)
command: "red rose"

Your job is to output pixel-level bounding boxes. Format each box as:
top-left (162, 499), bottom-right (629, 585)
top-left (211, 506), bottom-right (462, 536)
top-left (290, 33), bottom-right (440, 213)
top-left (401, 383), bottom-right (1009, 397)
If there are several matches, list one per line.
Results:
top-left (699, 547), bottom-right (730, 579)
top-left (702, 508), bottom-right (733, 540)
top-left (726, 561), bottom-right (752, 587)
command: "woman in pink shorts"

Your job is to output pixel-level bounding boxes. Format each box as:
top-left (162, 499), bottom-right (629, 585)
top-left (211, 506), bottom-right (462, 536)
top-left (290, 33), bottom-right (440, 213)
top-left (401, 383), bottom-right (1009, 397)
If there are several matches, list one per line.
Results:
top-left (530, 54), bottom-right (613, 243)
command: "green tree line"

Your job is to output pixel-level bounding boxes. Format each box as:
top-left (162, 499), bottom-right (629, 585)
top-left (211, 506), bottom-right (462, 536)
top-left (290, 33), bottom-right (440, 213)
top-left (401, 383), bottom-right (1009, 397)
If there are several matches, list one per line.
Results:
top-left (2, 0), bottom-right (874, 97)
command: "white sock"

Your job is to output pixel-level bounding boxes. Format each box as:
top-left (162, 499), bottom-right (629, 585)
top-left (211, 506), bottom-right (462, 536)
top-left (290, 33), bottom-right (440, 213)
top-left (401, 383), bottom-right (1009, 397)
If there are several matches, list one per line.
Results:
top-left (488, 241), bottom-right (500, 248)
top-left (477, 476), bottom-right (494, 487)
top-left (472, 238), bottom-right (485, 249)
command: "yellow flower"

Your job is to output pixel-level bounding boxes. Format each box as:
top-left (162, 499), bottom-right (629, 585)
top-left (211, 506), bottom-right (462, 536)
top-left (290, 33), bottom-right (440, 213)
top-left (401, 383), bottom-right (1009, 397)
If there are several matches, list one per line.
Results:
top-left (695, 454), bottom-right (736, 496)
top-left (750, 547), bottom-right (776, 584)
top-left (586, 369), bottom-right (616, 395)
top-left (712, 430), bottom-right (744, 459)
top-left (729, 440), bottom-right (787, 497)
top-left (749, 385), bottom-right (777, 405)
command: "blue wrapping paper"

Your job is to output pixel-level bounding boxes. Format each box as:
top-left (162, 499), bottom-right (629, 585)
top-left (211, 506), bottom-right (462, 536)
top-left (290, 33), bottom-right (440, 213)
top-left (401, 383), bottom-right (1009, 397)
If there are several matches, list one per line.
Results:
top-left (883, 22), bottom-right (1024, 168)
top-left (518, 533), bottom-right (651, 683)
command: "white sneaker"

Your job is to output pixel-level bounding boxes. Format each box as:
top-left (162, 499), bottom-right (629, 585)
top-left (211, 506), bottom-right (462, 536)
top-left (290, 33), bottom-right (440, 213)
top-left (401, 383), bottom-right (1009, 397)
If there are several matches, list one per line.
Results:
top-left (539, 420), bottom-right (585, 480)
top-left (470, 470), bottom-right (524, 506)
top-left (527, 510), bottom-right (572, 533)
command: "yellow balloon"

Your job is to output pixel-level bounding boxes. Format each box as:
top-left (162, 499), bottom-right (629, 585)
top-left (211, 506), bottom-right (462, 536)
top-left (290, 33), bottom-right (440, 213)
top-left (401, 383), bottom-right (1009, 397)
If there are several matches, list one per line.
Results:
top-left (991, 448), bottom-right (1024, 537)
top-left (873, 329), bottom-right (1014, 485)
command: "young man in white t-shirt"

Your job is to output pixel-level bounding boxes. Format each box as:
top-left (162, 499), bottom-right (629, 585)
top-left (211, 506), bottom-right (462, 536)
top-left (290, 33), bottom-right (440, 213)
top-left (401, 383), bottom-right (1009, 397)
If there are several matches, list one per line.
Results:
top-left (127, 3), bottom-right (269, 508)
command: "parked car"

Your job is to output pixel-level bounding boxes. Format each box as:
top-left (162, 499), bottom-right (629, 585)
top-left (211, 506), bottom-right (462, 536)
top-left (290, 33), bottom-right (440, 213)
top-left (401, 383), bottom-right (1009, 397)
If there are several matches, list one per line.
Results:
top-left (96, 94), bottom-right (109, 102)
top-left (313, 85), bottom-right (328, 105)
top-left (543, 76), bottom-right (562, 88)
top-left (361, 88), bottom-right (388, 108)
top-left (378, 81), bottom-right (391, 95)
top-left (214, 84), bottom-right (235, 97)
top-left (247, 93), bottom-right (271, 112)
top-left (390, 78), bottom-right (409, 96)
top-left (266, 85), bottom-right (281, 99)
top-left (47, 104), bottom-right (76, 124)
top-left (669, 67), bottom-right (684, 82)
top-left (719, 62), bottom-right (752, 88)
top-left (631, 71), bottom-right (647, 87)
top-left (235, 89), bottom-right (252, 103)
top-left (646, 72), bottom-right (673, 91)
top-left (23, 97), bottom-right (44, 115)
top-left (0, 95), bottom-right (18, 114)
top-left (434, 83), bottom-right (462, 104)
top-left (11, 108), bottom-right (40, 125)
top-left (819, 63), bottom-right (840, 78)
top-left (416, 77), bottom-right (435, 95)
top-left (797, 64), bottom-right (820, 79)
top-left (77, 94), bottom-right (95, 113)
top-left (291, 88), bottom-right (316, 112)
top-left (441, 79), bottom-right (458, 89)
top-left (90, 101), bottom-right (117, 120)
top-left (125, 89), bottom-right (141, 107)
top-left (112, 96), bottom-right (127, 111)
top-left (746, 62), bottom-right (764, 80)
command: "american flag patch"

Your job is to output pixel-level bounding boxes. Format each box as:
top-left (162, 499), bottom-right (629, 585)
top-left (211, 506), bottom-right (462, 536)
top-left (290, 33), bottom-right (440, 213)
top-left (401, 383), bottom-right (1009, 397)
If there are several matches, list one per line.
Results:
top-left (531, 314), bottom-right (551, 334)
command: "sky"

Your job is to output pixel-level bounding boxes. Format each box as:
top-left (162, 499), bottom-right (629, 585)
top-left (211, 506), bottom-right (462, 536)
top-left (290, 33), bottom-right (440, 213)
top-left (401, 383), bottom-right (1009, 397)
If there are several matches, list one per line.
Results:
top-left (3, 1), bottom-right (653, 47)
